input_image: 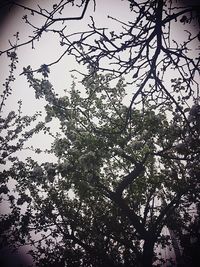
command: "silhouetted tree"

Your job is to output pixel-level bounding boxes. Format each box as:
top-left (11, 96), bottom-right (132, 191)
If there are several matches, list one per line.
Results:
top-left (0, 1), bottom-right (200, 266)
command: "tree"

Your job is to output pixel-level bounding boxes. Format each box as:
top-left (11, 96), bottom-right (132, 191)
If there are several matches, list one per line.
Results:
top-left (0, 0), bottom-right (200, 267)
top-left (1, 72), bottom-right (200, 267)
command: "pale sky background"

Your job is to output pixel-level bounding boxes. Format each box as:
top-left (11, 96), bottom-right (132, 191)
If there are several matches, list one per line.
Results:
top-left (0, 0), bottom-right (199, 266)
top-left (0, 0), bottom-right (199, 219)
top-left (0, 0), bottom-right (135, 164)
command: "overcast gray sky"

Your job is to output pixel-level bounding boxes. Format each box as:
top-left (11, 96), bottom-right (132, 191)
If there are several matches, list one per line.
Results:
top-left (0, 0), bottom-right (135, 163)
top-left (0, 1), bottom-right (199, 266)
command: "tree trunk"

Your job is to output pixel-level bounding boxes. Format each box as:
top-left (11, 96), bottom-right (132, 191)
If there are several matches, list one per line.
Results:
top-left (142, 236), bottom-right (155, 267)
top-left (168, 228), bottom-right (184, 267)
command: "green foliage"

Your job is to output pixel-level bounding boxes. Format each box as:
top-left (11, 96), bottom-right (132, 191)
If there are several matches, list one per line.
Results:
top-left (0, 0), bottom-right (200, 266)
top-left (1, 69), bottom-right (199, 266)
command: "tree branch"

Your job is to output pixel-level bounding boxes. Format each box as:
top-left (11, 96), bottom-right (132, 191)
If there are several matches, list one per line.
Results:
top-left (115, 163), bottom-right (145, 197)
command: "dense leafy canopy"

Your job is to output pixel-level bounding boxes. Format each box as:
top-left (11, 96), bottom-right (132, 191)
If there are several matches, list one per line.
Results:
top-left (0, 0), bottom-right (200, 267)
